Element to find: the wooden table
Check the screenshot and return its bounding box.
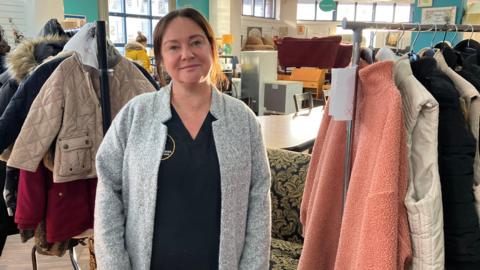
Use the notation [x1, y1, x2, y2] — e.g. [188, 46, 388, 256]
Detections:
[257, 106, 324, 152]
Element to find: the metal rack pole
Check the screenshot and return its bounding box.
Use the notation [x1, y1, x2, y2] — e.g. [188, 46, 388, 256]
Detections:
[342, 22, 362, 212]
[96, 21, 111, 134]
[342, 20, 480, 33]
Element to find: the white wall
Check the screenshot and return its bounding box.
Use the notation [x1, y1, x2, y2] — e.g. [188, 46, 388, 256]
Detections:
[0, 0, 26, 47]
[24, 0, 64, 38]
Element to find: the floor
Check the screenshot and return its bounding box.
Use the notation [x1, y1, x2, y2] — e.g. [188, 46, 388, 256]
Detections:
[0, 235, 89, 270]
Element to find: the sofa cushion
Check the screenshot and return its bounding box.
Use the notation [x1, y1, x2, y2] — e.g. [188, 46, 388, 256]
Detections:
[243, 45, 275, 51]
[262, 36, 275, 46]
[270, 238, 303, 270]
[246, 36, 263, 45]
[267, 148, 310, 244]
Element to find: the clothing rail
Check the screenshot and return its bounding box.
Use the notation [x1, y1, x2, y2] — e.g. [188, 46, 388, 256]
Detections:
[340, 19, 480, 212]
[96, 20, 111, 134]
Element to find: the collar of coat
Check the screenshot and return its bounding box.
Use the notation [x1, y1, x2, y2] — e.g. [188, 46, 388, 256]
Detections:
[125, 41, 146, 51]
[157, 82, 225, 123]
[5, 35, 68, 83]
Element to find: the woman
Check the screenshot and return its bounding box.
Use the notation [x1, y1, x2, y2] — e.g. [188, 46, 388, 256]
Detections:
[125, 31, 153, 73]
[94, 8, 271, 270]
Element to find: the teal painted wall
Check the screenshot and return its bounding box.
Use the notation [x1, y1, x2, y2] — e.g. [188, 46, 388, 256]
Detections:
[411, 0, 466, 51]
[176, 0, 209, 19]
[64, 0, 99, 22]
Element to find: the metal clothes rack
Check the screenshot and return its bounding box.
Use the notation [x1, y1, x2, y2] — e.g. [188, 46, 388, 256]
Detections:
[96, 20, 112, 133]
[340, 19, 480, 210]
[30, 20, 110, 270]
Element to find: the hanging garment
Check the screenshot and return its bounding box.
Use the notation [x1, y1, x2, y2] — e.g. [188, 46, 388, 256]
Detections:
[394, 57, 445, 269]
[15, 163, 97, 243]
[299, 104, 346, 269]
[0, 34, 69, 161]
[3, 166, 18, 216]
[433, 52, 480, 224]
[454, 39, 480, 61]
[7, 52, 156, 183]
[0, 161, 18, 256]
[0, 55, 70, 154]
[299, 61, 412, 270]
[0, 52, 158, 155]
[0, 35, 10, 74]
[411, 57, 480, 269]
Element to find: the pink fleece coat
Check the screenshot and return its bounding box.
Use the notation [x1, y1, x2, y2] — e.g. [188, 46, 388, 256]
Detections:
[299, 61, 412, 270]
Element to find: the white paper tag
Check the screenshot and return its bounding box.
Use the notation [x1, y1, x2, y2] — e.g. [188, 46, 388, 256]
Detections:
[272, 84, 278, 90]
[328, 65, 357, 121]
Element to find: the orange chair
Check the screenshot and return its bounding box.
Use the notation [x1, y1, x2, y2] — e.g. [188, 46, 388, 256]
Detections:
[288, 67, 326, 103]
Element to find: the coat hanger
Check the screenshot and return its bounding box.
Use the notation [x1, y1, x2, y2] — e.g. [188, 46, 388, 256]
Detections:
[395, 24, 406, 55]
[369, 23, 378, 50]
[451, 24, 458, 45]
[434, 24, 452, 52]
[409, 23, 421, 62]
[468, 24, 475, 48]
[430, 24, 438, 49]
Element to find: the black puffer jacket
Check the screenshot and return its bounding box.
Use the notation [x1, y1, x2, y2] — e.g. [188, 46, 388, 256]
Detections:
[412, 57, 480, 269]
[0, 161, 18, 256]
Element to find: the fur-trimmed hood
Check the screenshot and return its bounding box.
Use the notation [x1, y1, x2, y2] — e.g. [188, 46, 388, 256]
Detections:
[6, 35, 68, 83]
[125, 41, 146, 51]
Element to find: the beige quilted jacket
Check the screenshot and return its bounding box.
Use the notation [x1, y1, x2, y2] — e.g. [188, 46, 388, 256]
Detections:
[7, 52, 156, 182]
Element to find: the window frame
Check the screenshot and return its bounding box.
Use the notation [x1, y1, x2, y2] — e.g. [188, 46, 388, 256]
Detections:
[242, 0, 277, 20]
[296, 1, 412, 23]
[109, 0, 167, 49]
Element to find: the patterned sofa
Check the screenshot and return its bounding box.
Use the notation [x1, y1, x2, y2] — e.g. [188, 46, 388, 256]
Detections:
[267, 148, 311, 270]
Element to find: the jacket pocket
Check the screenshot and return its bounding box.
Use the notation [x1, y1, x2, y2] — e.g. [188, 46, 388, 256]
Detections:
[58, 134, 92, 177]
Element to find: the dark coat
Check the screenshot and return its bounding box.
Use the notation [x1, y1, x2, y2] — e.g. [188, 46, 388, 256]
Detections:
[412, 57, 480, 268]
[0, 161, 18, 256]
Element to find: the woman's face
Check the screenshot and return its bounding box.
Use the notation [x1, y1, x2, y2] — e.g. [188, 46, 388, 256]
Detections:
[160, 17, 213, 86]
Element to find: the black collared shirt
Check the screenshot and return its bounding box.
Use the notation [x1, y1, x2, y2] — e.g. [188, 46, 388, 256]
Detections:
[150, 105, 221, 270]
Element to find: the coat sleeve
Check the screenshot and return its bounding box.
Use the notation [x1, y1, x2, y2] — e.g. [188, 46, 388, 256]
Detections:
[0, 80, 19, 152]
[6, 70, 65, 172]
[239, 114, 272, 270]
[139, 50, 152, 74]
[94, 105, 132, 270]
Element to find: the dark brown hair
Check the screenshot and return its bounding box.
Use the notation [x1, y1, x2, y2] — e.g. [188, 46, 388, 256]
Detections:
[153, 8, 226, 87]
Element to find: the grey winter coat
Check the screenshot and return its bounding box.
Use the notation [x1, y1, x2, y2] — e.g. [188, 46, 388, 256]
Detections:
[94, 83, 272, 270]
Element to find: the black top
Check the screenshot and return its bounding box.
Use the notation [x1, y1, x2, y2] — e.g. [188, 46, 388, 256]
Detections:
[412, 57, 480, 268]
[150, 106, 221, 270]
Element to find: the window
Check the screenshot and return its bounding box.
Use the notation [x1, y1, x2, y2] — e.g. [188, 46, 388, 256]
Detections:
[108, 0, 169, 51]
[394, 4, 411, 23]
[296, 1, 411, 23]
[242, 0, 276, 19]
[374, 3, 394, 22]
[297, 0, 316, 21]
[336, 3, 355, 22]
[356, 4, 373, 22]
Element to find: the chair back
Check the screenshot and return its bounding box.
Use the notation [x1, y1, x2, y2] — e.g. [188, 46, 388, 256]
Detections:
[293, 92, 314, 112]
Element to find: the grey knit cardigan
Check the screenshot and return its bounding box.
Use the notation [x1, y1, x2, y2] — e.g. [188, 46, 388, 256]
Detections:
[94, 83, 272, 270]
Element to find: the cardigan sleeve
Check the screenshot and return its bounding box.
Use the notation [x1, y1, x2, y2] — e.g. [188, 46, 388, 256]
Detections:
[239, 113, 272, 270]
[94, 104, 132, 270]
